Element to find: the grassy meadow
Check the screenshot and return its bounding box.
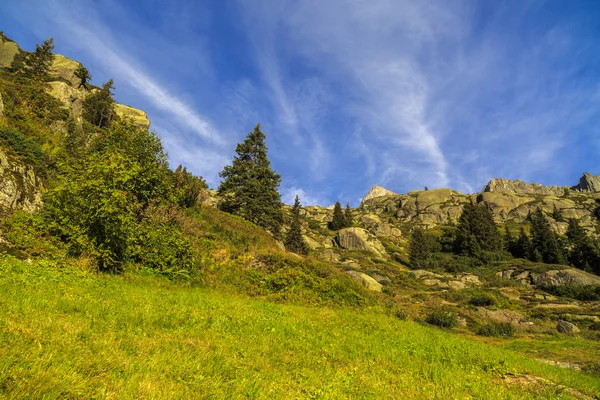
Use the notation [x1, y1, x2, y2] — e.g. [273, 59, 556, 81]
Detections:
[1, 257, 599, 399]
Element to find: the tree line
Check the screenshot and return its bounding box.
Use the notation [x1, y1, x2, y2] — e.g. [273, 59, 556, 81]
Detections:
[409, 203, 600, 275]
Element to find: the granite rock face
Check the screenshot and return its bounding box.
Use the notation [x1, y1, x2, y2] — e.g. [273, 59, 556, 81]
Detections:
[0, 148, 45, 213]
[362, 185, 397, 203]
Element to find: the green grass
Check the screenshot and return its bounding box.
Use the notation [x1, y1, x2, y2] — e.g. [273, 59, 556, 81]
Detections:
[1, 257, 599, 399]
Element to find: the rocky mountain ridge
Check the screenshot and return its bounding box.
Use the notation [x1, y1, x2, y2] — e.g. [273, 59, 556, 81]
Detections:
[0, 34, 150, 129]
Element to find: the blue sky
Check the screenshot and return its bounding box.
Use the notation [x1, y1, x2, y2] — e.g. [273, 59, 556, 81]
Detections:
[2, 0, 599, 206]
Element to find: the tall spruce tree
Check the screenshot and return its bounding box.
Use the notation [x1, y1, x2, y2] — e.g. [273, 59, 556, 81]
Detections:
[24, 38, 55, 78]
[409, 227, 430, 269]
[530, 209, 565, 264]
[514, 227, 532, 259]
[565, 218, 599, 272]
[285, 195, 309, 254]
[454, 203, 502, 258]
[343, 203, 353, 228]
[329, 201, 345, 230]
[218, 124, 283, 233]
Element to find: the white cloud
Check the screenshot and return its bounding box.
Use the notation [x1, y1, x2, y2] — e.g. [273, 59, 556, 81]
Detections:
[281, 187, 324, 206]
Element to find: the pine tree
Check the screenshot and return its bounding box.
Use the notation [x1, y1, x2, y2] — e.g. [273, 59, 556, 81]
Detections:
[504, 226, 516, 255]
[343, 203, 353, 228]
[454, 203, 502, 258]
[23, 38, 55, 78]
[83, 79, 116, 128]
[74, 63, 92, 89]
[329, 201, 345, 230]
[218, 124, 283, 233]
[530, 209, 565, 264]
[514, 227, 532, 259]
[565, 218, 599, 272]
[409, 227, 430, 269]
[285, 195, 308, 254]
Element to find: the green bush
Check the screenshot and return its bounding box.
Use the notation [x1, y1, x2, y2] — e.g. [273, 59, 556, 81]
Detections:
[427, 252, 481, 273]
[543, 285, 600, 301]
[394, 309, 408, 320]
[425, 309, 458, 328]
[0, 126, 44, 165]
[477, 322, 516, 337]
[468, 292, 497, 307]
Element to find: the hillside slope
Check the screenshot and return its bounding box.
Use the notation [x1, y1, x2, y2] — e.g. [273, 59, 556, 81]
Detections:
[1, 257, 599, 399]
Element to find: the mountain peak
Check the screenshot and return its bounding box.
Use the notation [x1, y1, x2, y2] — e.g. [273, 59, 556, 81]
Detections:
[362, 186, 397, 203]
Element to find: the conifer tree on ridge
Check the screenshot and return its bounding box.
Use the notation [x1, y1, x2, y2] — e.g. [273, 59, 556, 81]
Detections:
[218, 124, 283, 234]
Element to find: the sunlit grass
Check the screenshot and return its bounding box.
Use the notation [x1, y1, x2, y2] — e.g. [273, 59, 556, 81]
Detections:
[1, 257, 599, 399]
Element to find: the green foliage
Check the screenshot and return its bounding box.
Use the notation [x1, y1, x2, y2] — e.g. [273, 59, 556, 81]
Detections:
[513, 227, 532, 259]
[468, 292, 497, 307]
[44, 152, 139, 269]
[19, 38, 54, 78]
[83, 79, 116, 128]
[425, 309, 458, 328]
[1, 210, 64, 259]
[343, 203, 353, 228]
[543, 285, 600, 301]
[218, 124, 283, 234]
[172, 165, 207, 208]
[394, 309, 408, 320]
[477, 322, 516, 337]
[409, 227, 439, 269]
[284, 195, 308, 255]
[0, 126, 44, 166]
[329, 201, 345, 230]
[454, 203, 502, 258]
[565, 218, 600, 274]
[131, 204, 196, 276]
[529, 209, 566, 265]
[73, 63, 91, 88]
[425, 252, 481, 273]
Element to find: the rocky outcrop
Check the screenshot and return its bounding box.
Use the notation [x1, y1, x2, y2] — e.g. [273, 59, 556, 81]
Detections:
[0, 92, 4, 119]
[114, 104, 151, 130]
[345, 271, 383, 292]
[49, 54, 81, 87]
[574, 172, 600, 193]
[335, 227, 386, 256]
[483, 177, 567, 195]
[497, 267, 600, 287]
[46, 81, 86, 124]
[362, 185, 397, 203]
[0, 37, 20, 69]
[0, 148, 45, 213]
[45, 82, 150, 129]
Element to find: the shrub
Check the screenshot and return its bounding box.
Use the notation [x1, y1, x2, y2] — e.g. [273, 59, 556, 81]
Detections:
[394, 309, 408, 321]
[477, 322, 516, 337]
[425, 309, 458, 328]
[543, 285, 600, 301]
[468, 292, 497, 307]
[0, 126, 44, 166]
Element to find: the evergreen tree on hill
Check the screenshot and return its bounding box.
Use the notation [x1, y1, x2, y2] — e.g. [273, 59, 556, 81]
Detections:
[218, 124, 283, 234]
[83, 79, 116, 128]
[343, 203, 353, 228]
[285, 195, 309, 255]
[565, 218, 599, 273]
[529, 209, 565, 264]
[409, 227, 430, 269]
[74, 63, 92, 89]
[22, 38, 55, 78]
[454, 203, 502, 258]
[514, 227, 532, 259]
[329, 201, 345, 230]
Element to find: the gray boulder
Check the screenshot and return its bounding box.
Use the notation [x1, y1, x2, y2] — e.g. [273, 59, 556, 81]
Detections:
[345, 271, 383, 292]
[335, 227, 386, 256]
[556, 320, 580, 334]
